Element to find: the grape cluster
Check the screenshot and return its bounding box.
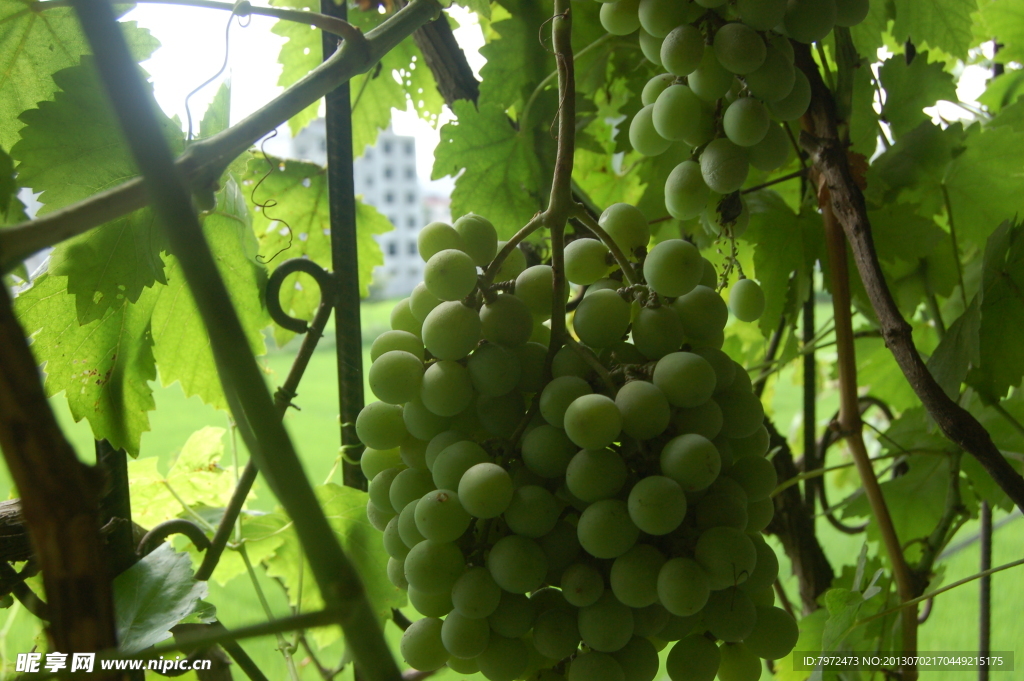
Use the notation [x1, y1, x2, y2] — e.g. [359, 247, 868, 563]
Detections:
[601, 0, 868, 236]
[357, 207, 788, 681]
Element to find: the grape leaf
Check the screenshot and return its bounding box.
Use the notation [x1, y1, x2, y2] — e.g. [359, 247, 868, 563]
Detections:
[432, 100, 545, 239]
[269, 5, 322, 136]
[453, 0, 490, 18]
[478, 6, 548, 110]
[926, 295, 981, 400]
[0, 3, 159, 151]
[198, 81, 231, 139]
[15, 272, 157, 456]
[879, 53, 958, 138]
[979, 70, 1024, 113]
[867, 121, 965, 211]
[849, 0, 891, 59]
[113, 544, 208, 654]
[990, 99, 1024, 132]
[977, 0, 1024, 65]
[892, 0, 979, 59]
[849, 60, 878, 156]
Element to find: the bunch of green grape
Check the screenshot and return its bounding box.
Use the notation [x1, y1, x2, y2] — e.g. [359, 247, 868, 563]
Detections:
[357, 208, 787, 681]
[600, 0, 868, 236]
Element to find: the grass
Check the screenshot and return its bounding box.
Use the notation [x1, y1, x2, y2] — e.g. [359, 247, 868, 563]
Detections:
[0, 296, 1021, 680]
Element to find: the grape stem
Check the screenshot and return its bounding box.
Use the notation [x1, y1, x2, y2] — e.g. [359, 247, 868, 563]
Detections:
[564, 335, 616, 393]
[569, 206, 639, 286]
[481, 213, 544, 286]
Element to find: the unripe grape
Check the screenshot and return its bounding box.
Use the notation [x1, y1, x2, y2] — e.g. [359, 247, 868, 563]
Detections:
[705, 195, 750, 238]
[488, 591, 536, 638]
[565, 238, 611, 285]
[566, 447, 628, 502]
[418, 221, 465, 262]
[441, 610, 490, 659]
[415, 489, 471, 542]
[657, 557, 710, 616]
[369, 350, 423, 404]
[784, 0, 837, 43]
[641, 73, 675, 106]
[421, 360, 474, 417]
[454, 212, 497, 267]
[476, 635, 529, 681]
[405, 540, 465, 594]
[562, 563, 606, 607]
[600, 0, 641, 35]
[493, 240, 527, 282]
[370, 329, 424, 362]
[425, 431, 463, 471]
[717, 642, 761, 681]
[739, 535, 780, 593]
[632, 603, 671, 638]
[672, 285, 728, 343]
[729, 278, 765, 322]
[689, 46, 736, 102]
[684, 102, 717, 147]
[628, 475, 687, 535]
[745, 45, 796, 102]
[514, 342, 548, 393]
[515, 265, 555, 317]
[666, 635, 720, 681]
[360, 446, 402, 481]
[384, 516, 409, 560]
[639, 29, 664, 66]
[409, 281, 442, 322]
[639, 0, 693, 37]
[629, 105, 672, 157]
[705, 587, 757, 642]
[660, 24, 704, 77]
[538, 519, 582, 575]
[391, 297, 422, 336]
[700, 256, 718, 288]
[694, 526, 757, 590]
[578, 592, 635, 652]
[769, 67, 811, 120]
[749, 121, 791, 172]
[553, 344, 591, 379]
[533, 607, 582, 660]
[452, 567, 502, 619]
[653, 84, 702, 142]
[424, 248, 478, 302]
[540, 375, 592, 428]
[401, 436, 430, 471]
[632, 304, 685, 360]
[578, 499, 640, 559]
[665, 160, 710, 220]
[731, 424, 770, 458]
[481, 293, 533, 347]
[653, 351, 717, 407]
[458, 462, 513, 518]
[835, 0, 870, 27]
[610, 544, 666, 608]
[399, 501, 426, 547]
[357, 402, 408, 450]
[694, 0, 726, 6]
[573, 289, 631, 348]
[569, 652, 625, 681]
[743, 605, 799, 659]
[615, 380, 671, 440]
[390, 467, 434, 514]
[488, 534, 548, 594]
[726, 453, 778, 500]
[408, 587, 454, 617]
[736, 0, 787, 30]
[522, 425, 577, 478]
[660, 433, 721, 491]
[422, 300, 481, 360]
[700, 138, 750, 194]
[599, 203, 650, 256]
[504, 485, 560, 538]
[400, 617, 448, 671]
[673, 400, 724, 440]
[467, 343, 521, 397]
[713, 23, 766, 74]
[564, 394, 623, 450]
[717, 389, 765, 439]
[644, 239, 703, 297]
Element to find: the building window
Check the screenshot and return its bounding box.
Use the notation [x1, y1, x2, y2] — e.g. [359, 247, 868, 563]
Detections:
[388, 215, 398, 225]
[365, 176, 373, 187]
[387, 242, 397, 255]
[408, 241, 417, 255]
[384, 166, 394, 179]
[406, 193, 416, 204]
[365, 149, 373, 160]
[405, 167, 415, 180]
[409, 268, 419, 278]
[407, 216, 417, 229]
[384, 142, 393, 154]
[385, 192, 395, 204]
[404, 142, 414, 156]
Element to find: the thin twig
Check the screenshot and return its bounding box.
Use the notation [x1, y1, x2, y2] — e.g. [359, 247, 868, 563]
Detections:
[940, 184, 969, 309]
[481, 214, 544, 286]
[564, 335, 615, 393]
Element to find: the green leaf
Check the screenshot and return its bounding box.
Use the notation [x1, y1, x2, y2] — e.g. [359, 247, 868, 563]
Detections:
[0, 146, 14, 216]
[198, 82, 231, 139]
[854, 332, 926, 412]
[15, 273, 157, 456]
[453, 0, 490, 18]
[867, 121, 965, 211]
[849, 59, 879, 156]
[819, 588, 865, 652]
[879, 53, 958, 138]
[926, 295, 981, 399]
[979, 70, 1024, 113]
[150, 178, 269, 409]
[977, 0, 1024, 65]
[990, 99, 1024, 132]
[892, 0, 979, 59]
[113, 543, 208, 654]
[849, 0, 891, 58]
[0, 3, 159, 151]
[269, 0, 321, 136]
[432, 100, 545, 239]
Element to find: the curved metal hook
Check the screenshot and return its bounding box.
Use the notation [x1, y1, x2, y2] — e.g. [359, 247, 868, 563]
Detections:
[137, 519, 212, 556]
[265, 258, 335, 334]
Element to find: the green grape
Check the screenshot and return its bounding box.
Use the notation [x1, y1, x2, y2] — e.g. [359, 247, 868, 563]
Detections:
[628, 475, 687, 535]
[695, 489, 748, 531]
[730, 360, 754, 393]
[613, 637, 659, 681]
[639, 29, 664, 66]
[692, 347, 736, 392]
[704, 194, 750, 238]
[441, 610, 490, 659]
[400, 436, 429, 471]
[360, 447, 402, 480]
[539, 520, 583, 575]
[704, 587, 756, 641]
[633, 603, 671, 637]
[564, 394, 623, 450]
[632, 305, 685, 360]
[371, 329, 425, 362]
[391, 297, 422, 337]
[629, 105, 672, 157]
[713, 434, 735, 470]
[743, 606, 798, 659]
[717, 388, 765, 439]
[749, 121, 791, 172]
[477, 392, 526, 438]
[689, 46, 736, 102]
[694, 526, 757, 590]
[666, 635, 720, 681]
[530, 589, 565, 617]
[405, 540, 465, 594]
[673, 400, 723, 440]
[738, 534, 779, 592]
[578, 592, 635, 652]
[447, 656, 480, 674]
[746, 585, 775, 608]
[700, 138, 750, 194]
[481, 294, 534, 347]
[515, 265, 555, 317]
[672, 285, 728, 344]
[384, 516, 409, 560]
[699, 257, 718, 288]
[566, 238, 611, 286]
[713, 23, 766, 74]
[639, 0, 692, 37]
[745, 46, 796, 102]
[569, 652, 625, 681]
[574, 289, 632, 349]
[533, 607, 582, 660]
[418, 221, 466, 262]
[458, 462, 514, 518]
[644, 239, 703, 297]
[657, 613, 703, 641]
[414, 489, 471, 542]
[717, 642, 762, 681]
[424, 249, 479, 302]
[400, 617, 448, 671]
[736, 0, 786, 30]
[357, 402, 409, 451]
[615, 380, 671, 441]
[422, 300, 482, 361]
[450, 566, 502, 620]
[477, 636, 529, 681]
[729, 279, 765, 323]
[695, 0, 726, 5]
[487, 534, 548, 594]
[467, 344, 521, 397]
[769, 68, 811, 120]
[653, 84, 702, 142]
[493, 240, 528, 282]
[409, 587, 454, 618]
[540, 376, 592, 428]
[657, 557, 711, 616]
[665, 160, 710, 221]
[433, 441, 489, 490]
[653, 352, 717, 407]
[454, 213, 498, 267]
[745, 497, 775, 532]
[553, 345, 592, 379]
[599, 203, 650, 257]
[369, 350, 423, 405]
[522, 425, 578, 478]
[421, 360, 475, 417]
[726, 454, 777, 500]
[578, 499, 640, 559]
[610, 544, 666, 607]
[450, 402, 485, 440]
[553, 450, 619, 503]
[661, 24, 704, 77]
[390, 468, 435, 514]
[504, 485, 560, 538]
[601, 340, 647, 366]
[515, 342, 548, 393]
[531, 318, 551, 345]
[404, 399, 450, 442]
[766, 29, 795, 61]
[488, 591, 536, 638]
[784, 0, 837, 43]
[425, 431, 464, 471]
[835, 0, 869, 27]
[561, 563, 606, 607]
[723, 97, 770, 147]
[660, 433, 721, 491]
[410, 281, 442, 322]
[642, 74, 675, 106]
[599, 0, 641, 35]
[399, 502, 427, 548]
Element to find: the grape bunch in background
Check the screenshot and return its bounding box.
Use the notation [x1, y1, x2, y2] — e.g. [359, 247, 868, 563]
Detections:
[604, 0, 868, 235]
[356, 204, 787, 681]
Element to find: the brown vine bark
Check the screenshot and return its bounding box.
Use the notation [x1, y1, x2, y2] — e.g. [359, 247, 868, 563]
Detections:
[395, 0, 480, 104]
[794, 42, 1024, 512]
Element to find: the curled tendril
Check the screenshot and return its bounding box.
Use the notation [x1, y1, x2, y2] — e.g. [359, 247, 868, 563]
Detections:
[252, 130, 294, 264]
[184, 4, 251, 142]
